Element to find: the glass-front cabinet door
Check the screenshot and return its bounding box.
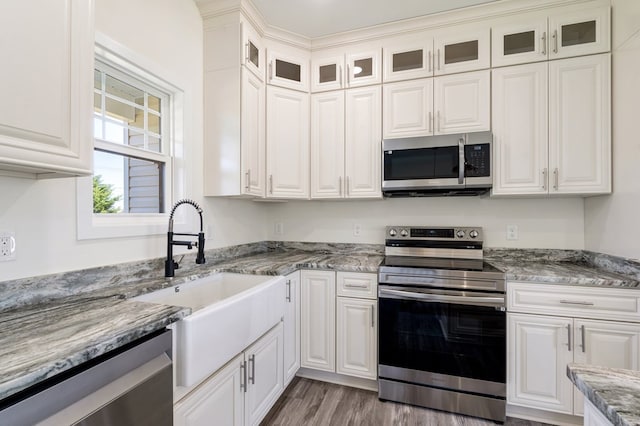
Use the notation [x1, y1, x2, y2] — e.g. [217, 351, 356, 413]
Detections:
[345, 46, 381, 88]
[548, 6, 610, 59]
[241, 21, 264, 81]
[491, 16, 548, 67]
[383, 33, 432, 82]
[311, 54, 344, 93]
[266, 44, 310, 92]
[433, 25, 490, 76]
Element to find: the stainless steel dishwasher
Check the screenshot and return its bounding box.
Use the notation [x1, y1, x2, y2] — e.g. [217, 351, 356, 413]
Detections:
[1, 329, 173, 425]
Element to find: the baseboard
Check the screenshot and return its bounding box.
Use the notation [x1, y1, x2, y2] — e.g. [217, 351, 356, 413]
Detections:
[296, 368, 378, 392]
[507, 404, 582, 425]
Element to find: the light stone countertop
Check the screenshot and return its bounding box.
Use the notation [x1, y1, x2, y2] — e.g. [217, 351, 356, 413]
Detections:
[568, 363, 640, 426]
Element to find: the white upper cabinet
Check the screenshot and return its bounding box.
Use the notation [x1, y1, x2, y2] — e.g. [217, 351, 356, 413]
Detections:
[492, 62, 549, 195]
[311, 91, 345, 198]
[433, 25, 490, 76]
[383, 33, 433, 82]
[433, 70, 490, 135]
[492, 6, 610, 67]
[241, 19, 264, 81]
[492, 15, 549, 67]
[241, 70, 266, 197]
[549, 54, 610, 195]
[0, 0, 94, 178]
[548, 6, 610, 59]
[266, 86, 310, 199]
[345, 46, 382, 88]
[345, 86, 382, 198]
[267, 42, 310, 92]
[383, 78, 434, 139]
[311, 53, 345, 93]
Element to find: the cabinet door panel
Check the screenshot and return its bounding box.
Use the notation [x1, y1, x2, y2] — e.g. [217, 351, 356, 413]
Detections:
[245, 323, 284, 426]
[492, 63, 548, 195]
[508, 313, 573, 414]
[0, 0, 93, 176]
[345, 86, 382, 198]
[311, 55, 344, 92]
[491, 16, 548, 67]
[383, 78, 433, 139]
[434, 26, 490, 75]
[549, 7, 610, 59]
[174, 354, 244, 426]
[549, 54, 610, 194]
[267, 48, 309, 92]
[345, 49, 381, 87]
[311, 92, 345, 199]
[336, 298, 377, 379]
[266, 86, 310, 198]
[434, 70, 490, 135]
[301, 271, 336, 372]
[241, 20, 264, 81]
[283, 271, 301, 386]
[241, 70, 265, 196]
[572, 319, 640, 416]
[383, 36, 433, 82]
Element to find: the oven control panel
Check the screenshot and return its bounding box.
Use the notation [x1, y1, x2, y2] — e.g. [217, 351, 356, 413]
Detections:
[386, 226, 482, 242]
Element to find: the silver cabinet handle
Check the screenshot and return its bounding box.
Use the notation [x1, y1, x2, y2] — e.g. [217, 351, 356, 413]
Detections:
[240, 360, 247, 392]
[553, 168, 559, 190]
[345, 282, 369, 289]
[269, 60, 273, 81]
[339, 65, 343, 88]
[245, 170, 250, 190]
[286, 279, 291, 302]
[542, 168, 547, 191]
[567, 324, 572, 351]
[249, 354, 255, 384]
[428, 50, 432, 72]
[437, 48, 441, 71]
[560, 300, 595, 306]
[580, 324, 586, 353]
[339, 176, 343, 196]
[428, 111, 432, 133]
[346, 64, 351, 86]
[245, 43, 249, 63]
[552, 30, 558, 54]
[437, 111, 441, 133]
[269, 174, 273, 194]
[346, 176, 350, 196]
[371, 305, 375, 328]
[541, 32, 547, 55]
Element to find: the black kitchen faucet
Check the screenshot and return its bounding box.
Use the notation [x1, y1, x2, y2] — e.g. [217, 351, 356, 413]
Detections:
[165, 199, 206, 277]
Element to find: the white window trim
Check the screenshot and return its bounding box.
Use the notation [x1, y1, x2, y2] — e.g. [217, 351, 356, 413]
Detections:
[77, 33, 188, 240]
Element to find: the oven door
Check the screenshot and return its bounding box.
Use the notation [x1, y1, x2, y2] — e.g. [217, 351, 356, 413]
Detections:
[378, 285, 506, 397]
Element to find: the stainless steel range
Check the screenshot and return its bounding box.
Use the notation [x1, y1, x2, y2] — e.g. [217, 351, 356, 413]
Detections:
[377, 226, 507, 423]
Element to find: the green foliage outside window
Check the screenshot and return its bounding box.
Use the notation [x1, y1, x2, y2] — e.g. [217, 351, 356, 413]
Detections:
[93, 175, 122, 213]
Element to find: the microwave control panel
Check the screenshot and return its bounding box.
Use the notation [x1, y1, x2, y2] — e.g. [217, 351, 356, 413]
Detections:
[464, 144, 490, 177]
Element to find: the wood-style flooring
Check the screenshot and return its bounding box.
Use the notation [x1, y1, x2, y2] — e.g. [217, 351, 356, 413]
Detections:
[261, 378, 552, 426]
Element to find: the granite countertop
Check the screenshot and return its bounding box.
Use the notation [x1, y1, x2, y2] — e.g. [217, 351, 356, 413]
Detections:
[1, 242, 639, 406]
[567, 363, 640, 426]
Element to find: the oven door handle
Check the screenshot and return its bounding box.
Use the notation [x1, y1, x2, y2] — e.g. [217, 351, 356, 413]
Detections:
[379, 288, 505, 308]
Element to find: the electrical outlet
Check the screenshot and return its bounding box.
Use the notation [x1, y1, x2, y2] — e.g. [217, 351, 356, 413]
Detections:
[353, 223, 362, 237]
[0, 232, 16, 261]
[274, 222, 284, 236]
[506, 225, 518, 241]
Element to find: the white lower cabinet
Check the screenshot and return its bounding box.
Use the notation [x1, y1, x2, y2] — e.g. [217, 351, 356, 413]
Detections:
[301, 270, 378, 380]
[174, 323, 284, 426]
[508, 282, 640, 418]
[583, 399, 612, 426]
[283, 271, 301, 386]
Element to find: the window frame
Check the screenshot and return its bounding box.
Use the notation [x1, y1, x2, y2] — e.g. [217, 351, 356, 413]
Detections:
[77, 34, 186, 240]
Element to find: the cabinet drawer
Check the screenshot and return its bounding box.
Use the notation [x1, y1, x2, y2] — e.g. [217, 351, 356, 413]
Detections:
[508, 282, 640, 322]
[337, 272, 377, 299]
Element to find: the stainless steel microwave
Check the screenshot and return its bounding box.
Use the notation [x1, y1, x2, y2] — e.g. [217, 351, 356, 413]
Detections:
[382, 131, 492, 197]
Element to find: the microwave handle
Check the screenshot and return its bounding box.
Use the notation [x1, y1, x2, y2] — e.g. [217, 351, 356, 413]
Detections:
[458, 137, 465, 184]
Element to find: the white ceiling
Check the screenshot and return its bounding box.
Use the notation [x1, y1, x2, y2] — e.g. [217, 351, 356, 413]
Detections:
[249, 0, 499, 38]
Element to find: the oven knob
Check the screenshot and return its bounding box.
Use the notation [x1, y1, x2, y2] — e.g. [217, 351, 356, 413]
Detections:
[469, 230, 479, 239]
[456, 230, 466, 238]
[389, 228, 397, 237]
[400, 229, 409, 237]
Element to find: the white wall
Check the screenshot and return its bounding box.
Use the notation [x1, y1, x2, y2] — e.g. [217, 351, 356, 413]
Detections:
[0, 0, 269, 281]
[266, 197, 585, 249]
[585, 0, 640, 260]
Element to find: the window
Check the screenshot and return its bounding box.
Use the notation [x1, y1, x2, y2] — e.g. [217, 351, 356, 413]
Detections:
[77, 37, 185, 240]
[93, 62, 170, 214]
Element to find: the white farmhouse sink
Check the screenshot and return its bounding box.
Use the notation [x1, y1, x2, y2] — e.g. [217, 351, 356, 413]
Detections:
[134, 273, 285, 387]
